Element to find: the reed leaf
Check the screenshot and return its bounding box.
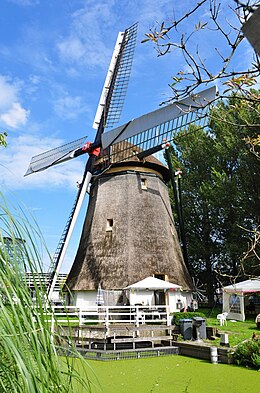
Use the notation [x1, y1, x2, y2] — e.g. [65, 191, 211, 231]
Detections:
[0, 192, 97, 392]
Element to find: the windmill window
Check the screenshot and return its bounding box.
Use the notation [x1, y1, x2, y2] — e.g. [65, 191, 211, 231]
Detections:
[141, 178, 148, 190]
[106, 219, 114, 231]
[154, 274, 167, 281]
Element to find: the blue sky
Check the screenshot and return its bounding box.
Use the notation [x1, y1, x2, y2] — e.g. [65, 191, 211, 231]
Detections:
[0, 0, 255, 272]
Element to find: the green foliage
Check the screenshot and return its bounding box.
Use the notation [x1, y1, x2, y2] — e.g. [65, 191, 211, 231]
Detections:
[0, 193, 93, 392]
[252, 352, 260, 369]
[0, 131, 7, 147]
[234, 339, 260, 370]
[172, 311, 206, 325]
[168, 90, 260, 301]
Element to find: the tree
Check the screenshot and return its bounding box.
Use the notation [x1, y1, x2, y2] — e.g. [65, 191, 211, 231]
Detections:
[143, 0, 260, 301]
[168, 91, 260, 303]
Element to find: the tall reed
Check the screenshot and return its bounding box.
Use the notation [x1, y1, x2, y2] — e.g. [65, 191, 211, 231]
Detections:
[0, 193, 97, 392]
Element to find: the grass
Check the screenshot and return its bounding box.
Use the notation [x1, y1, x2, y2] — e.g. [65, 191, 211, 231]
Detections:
[71, 355, 260, 393]
[206, 316, 257, 347]
[198, 307, 259, 347]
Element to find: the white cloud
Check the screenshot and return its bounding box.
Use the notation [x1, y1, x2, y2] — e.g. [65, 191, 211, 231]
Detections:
[8, 0, 39, 6]
[26, 74, 41, 95]
[56, 2, 117, 68]
[0, 75, 30, 129]
[57, 37, 86, 63]
[0, 134, 85, 191]
[55, 0, 180, 74]
[53, 94, 85, 120]
[0, 75, 19, 109]
[0, 102, 30, 128]
[135, 0, 175, 28]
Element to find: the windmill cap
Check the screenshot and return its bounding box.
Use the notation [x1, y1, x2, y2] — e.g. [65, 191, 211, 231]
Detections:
[112, 155, 170, 182]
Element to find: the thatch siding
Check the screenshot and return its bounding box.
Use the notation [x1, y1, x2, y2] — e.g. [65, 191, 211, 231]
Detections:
[66, 160, 193, 292]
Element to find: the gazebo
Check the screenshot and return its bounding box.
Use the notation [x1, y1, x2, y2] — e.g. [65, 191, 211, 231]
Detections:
[124, 276, 192, 313]
[222, 279, 260, 321]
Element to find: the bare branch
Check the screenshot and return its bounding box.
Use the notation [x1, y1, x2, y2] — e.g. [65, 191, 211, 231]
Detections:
[143, 0, 260, 101]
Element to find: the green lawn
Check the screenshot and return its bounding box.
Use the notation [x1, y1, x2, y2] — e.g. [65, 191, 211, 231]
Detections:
[199, 307, 258, 346]
[206, 317, 257, 346]
[72, 355, 260, 393]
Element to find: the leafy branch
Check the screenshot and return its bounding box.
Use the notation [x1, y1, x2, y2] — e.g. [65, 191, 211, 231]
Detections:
[0, 131, 7, 147]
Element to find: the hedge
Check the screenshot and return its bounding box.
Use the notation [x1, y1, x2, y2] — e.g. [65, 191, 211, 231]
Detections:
[171, 311, 206, 325]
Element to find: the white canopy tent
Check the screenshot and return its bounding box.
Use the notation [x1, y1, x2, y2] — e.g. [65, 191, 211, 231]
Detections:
[223, 279, 260, 321]
[124, 276, 192, 312]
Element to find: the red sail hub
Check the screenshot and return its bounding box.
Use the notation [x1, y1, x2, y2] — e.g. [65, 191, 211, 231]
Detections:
[82, 142, 101, 157]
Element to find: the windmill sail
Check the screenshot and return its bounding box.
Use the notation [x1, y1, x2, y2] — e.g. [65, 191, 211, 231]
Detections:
[25, 23, 138, 178]
[102, 86, 216, 149]
[26, 86, 216, 178]
[99, 86, 217, 168]
[24, 136, 88, 176]
[45, 24, 138, 300]
[46, 193, 79, 294]
[93, 22, 138, 130]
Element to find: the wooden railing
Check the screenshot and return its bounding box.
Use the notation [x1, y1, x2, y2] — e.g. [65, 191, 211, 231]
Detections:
[46, 305, 172, 332]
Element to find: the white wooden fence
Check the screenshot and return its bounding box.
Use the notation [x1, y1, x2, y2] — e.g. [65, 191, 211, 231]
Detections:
[46, 304, 172, 332]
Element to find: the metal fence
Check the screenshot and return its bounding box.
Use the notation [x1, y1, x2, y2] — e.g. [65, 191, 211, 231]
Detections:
[58, 345, 179, 361]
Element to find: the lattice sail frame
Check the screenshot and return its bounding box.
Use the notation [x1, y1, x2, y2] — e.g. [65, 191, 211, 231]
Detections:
[25, 136, 88, 176]
[93, 22, 138, 130]
[25, 24, 138, 177]
[105, 22, 138, 128]
[99, 86, 217, 169]
[25, 87, 216, 176]
[99, 106, 208, 168]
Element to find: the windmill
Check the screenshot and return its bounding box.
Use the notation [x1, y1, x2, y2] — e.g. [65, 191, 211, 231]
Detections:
[25, 22, 217, 306]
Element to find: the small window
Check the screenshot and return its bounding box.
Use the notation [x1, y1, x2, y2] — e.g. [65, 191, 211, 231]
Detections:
[106, 218, 113, 231]
[141, 178, 148, 190]
[154, 274, 166, 281]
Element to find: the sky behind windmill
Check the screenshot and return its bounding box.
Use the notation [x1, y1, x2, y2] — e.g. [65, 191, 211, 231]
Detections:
[0, 0, 255, 272]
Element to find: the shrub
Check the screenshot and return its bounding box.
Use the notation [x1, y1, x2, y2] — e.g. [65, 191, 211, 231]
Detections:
[233, 338, 260, 370]
[252, 353, 260, 369]
[171, 311, 206, 325]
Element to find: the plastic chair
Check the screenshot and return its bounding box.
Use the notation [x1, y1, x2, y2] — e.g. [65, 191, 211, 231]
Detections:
[217, 312, 228, 326]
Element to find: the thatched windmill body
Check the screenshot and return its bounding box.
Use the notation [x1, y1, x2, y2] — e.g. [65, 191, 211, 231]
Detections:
[25, 23, 216, 308]
[66, 152, 193, 306]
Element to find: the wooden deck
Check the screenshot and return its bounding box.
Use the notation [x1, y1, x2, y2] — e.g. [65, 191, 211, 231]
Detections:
[58, 323, 180, 351]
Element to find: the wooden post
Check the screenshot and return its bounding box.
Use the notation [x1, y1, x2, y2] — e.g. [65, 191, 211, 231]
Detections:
[166, 305, 171, 326]
[105, 307, 109, 329]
